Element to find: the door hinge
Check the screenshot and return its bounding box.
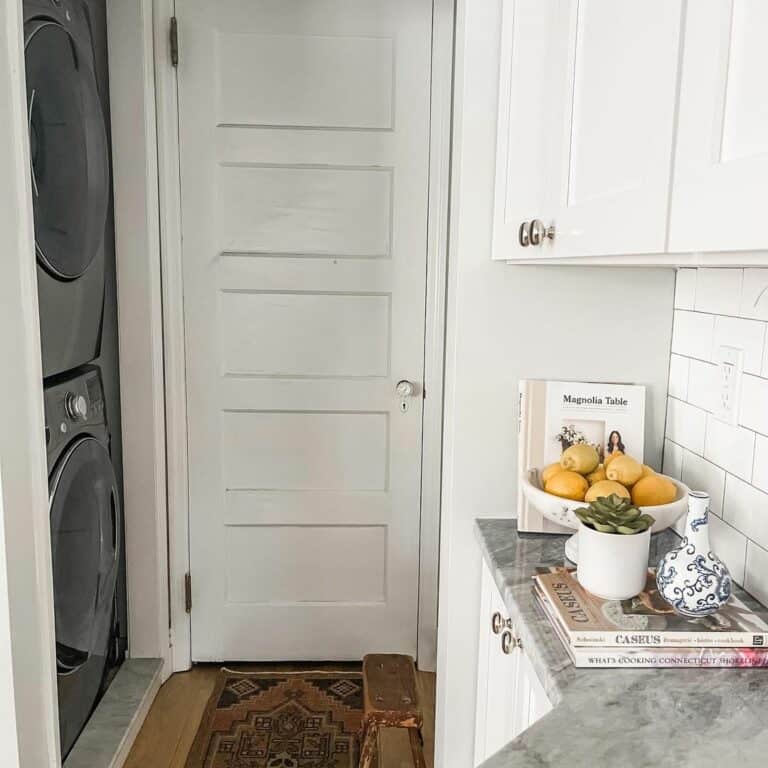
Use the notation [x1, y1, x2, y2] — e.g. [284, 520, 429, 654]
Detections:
[184, 572, 192, 613]
[170, 16, 179, 68]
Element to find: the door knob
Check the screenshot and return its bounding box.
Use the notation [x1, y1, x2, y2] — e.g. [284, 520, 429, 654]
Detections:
[396, 380, 415, 398]
[492, 611, 511, 635]
[529, 219, 555, 246]
[518, 221, 531, 247]
[501, 630, 521, 654]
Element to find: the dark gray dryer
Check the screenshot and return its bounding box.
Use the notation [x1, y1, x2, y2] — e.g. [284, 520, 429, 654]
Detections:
[45, 368, 120, 758]
[24, 0, 109, 377]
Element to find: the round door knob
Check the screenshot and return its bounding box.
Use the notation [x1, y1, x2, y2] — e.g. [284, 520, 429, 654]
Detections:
[518, 221, 531, 247]
[65, 393, 88, 421]
[501, 630, 521, 654]
[396, 380, 415, 398]
[529, 219, 555, 246]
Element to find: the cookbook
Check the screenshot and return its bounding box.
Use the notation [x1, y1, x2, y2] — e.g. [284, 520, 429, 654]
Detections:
[534, 567, 768, 648]
[517, 379, 646, 533]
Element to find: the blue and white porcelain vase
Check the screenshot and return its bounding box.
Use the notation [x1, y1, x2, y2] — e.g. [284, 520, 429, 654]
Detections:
[656, 491, 732, 616]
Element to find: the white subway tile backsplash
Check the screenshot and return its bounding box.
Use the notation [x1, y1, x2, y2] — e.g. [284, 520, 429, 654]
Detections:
[681, 449, 725, 516]
[708, 515, 747, 585]
[723, 475, 768, 551]
[745, 542, 768, 607]
[671, 310, 714, 361]
[687, 359, 718, 413]
[704, 416, 755, 481]
[667, 354, 689, 401]
[674, 268, 697, 310]
[695, 268, 742, 316]
[712, 315, 766, 375]
[741, 269, 768, 320]
[662, 439, 683, 480]
[666, 268, 768, 595]
[740, 374, 768, 436]
[754, 436, 768, 493]
[666, 397, 706, 454]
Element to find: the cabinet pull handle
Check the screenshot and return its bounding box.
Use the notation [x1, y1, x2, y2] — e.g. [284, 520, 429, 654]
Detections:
[501, 630, 522, 654]
[529, 219, 556, 246]
[491, 612, 507, 634]
[518, 221, 531, 247]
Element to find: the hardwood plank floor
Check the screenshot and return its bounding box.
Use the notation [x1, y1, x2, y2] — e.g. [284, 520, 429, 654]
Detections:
[124, 664, 436, 768]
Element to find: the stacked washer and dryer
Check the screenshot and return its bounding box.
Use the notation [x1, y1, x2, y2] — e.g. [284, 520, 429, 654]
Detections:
[24, 0, 127, 758]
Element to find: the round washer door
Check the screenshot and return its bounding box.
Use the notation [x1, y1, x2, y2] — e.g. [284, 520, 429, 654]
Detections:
[49, 436, 119, 675]
[25, 18, 109, 280]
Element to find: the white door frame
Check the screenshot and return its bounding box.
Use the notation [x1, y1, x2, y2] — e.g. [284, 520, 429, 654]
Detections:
[155, 0, 455, 672]
[0, 2, 61, 763]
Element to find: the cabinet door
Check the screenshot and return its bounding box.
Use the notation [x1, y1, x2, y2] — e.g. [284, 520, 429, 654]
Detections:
[548, 0, 683, 258]
[492, 0, 560, 261]
[669, 0, 768, 252]
[475, 562, 520, 765]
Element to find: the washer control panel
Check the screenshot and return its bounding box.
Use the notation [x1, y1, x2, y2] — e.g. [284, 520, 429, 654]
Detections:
[44, 368, 105, 454]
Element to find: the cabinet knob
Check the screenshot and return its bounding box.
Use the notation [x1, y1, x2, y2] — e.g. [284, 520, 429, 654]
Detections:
[518, 221, 531, 247]
[529, 219, 556, 245]
[501, 630, 521, 654]
[491, 611, 511, 635]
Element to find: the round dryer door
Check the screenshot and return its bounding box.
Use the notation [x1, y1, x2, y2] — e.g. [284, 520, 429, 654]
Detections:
[24, 18, 109, 280]
[49, 436, 120, 675]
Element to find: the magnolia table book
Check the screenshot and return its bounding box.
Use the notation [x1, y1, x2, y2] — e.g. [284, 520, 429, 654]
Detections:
[517, 379, 646, 533]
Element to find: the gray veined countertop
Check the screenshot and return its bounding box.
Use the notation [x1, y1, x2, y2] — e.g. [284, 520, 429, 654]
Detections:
[475, 519, 768, 768]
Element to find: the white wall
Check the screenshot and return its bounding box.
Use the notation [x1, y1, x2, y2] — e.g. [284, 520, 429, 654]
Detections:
[435, 2, 676, 765]
[663, 268, 768, 604]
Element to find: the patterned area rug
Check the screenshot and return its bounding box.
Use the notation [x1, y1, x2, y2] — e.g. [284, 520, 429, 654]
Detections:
[185, 669, 364, 768]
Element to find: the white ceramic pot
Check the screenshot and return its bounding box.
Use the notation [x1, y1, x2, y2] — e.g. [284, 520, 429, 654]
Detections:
[576, 523, 650, 600]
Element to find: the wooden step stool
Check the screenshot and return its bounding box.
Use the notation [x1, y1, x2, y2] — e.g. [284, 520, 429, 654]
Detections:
[359, 654, 426, 768]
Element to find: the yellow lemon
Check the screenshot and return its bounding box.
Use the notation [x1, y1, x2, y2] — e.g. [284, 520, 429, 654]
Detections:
[541, 462, 565, 486]
[545, 471, 588, 501]
[559, 444, 599, 475]
[586, 465, 607, 485]
[640, 464, 656, 479]
[585, 480, 631, 502]
[606, 455, 644, 487]
[632, 475, 677, 506]
[604, 450, 624, 468]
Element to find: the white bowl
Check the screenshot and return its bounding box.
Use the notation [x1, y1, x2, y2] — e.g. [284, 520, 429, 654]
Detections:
[521, 468, 689, 534]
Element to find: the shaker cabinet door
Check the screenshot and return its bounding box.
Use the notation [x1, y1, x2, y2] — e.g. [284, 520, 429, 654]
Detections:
[491, 0, 561, 261]
[669, 0, 768, 253]
[475, 561, 521, 765]
[548, 0, 683, 258]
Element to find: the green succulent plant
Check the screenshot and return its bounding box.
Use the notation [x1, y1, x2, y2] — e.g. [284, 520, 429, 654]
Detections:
[575, 494, 655, 535]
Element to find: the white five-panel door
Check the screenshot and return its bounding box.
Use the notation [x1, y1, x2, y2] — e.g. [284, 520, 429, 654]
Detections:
[176, 0, 433, 661]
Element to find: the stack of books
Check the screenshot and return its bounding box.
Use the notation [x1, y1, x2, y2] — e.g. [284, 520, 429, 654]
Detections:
[534, 566, 768, 668]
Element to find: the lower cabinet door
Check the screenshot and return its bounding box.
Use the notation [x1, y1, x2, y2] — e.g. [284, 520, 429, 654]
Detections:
[475, 560, 554, 765]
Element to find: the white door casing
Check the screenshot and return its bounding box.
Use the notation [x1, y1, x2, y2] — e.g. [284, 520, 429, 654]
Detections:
[669, 0, 768, 253]
[176, 0, 433, 661]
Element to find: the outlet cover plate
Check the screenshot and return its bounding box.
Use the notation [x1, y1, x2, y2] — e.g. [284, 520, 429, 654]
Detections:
[714, 345, 743, 425]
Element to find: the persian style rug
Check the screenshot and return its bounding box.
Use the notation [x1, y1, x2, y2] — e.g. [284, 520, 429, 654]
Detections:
[185, 669, 364, 768]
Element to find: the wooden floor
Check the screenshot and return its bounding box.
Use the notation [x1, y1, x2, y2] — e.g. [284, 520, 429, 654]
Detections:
[124, 664, 436, 768]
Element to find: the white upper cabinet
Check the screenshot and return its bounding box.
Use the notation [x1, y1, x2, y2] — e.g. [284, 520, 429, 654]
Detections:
[669, 0, 768, 253]
[491, 0, 560, 261]
[547, 0, 683, 259]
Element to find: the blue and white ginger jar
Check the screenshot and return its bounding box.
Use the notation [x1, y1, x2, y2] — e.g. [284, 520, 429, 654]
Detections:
[656, 491, 732, 617]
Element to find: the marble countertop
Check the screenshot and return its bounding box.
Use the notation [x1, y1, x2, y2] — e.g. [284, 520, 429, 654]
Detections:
[475, 519, 768, 768]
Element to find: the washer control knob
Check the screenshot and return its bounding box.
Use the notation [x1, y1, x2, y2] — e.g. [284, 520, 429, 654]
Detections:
[65, 393, 88, 422]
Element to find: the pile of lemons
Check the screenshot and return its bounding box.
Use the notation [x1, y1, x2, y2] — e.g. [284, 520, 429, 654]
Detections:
[541, 444, 677, 506]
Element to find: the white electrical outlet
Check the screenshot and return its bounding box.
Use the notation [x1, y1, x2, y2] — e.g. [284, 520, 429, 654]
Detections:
[714, 345, 743, 425]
